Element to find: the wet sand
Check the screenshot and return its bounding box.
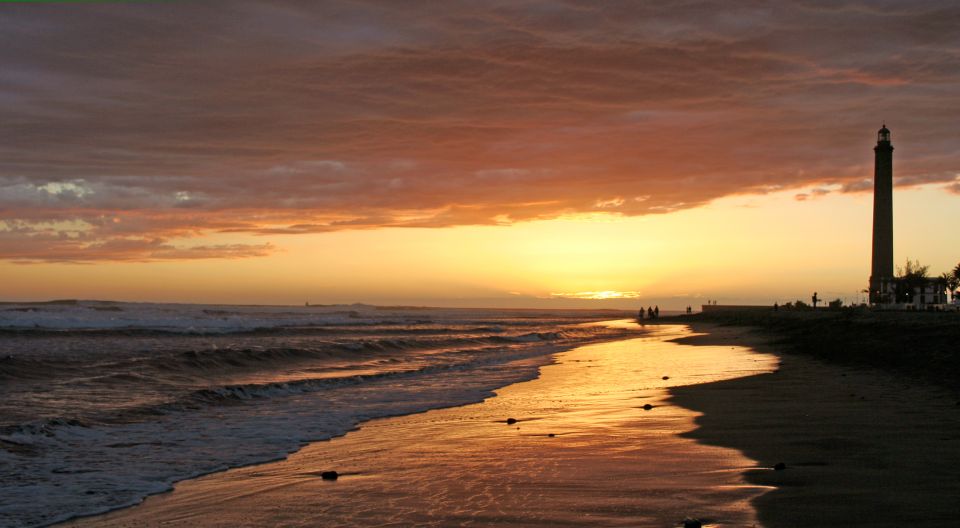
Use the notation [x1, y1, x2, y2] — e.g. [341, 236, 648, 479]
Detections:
[670, 323, 960, 527]
[62, 324, 778, 527]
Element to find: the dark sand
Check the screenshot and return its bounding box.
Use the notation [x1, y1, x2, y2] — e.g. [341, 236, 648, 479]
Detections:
[670, 323, 960, 527]
[677, 310, 960, 391]
[61, 324, 777, 527]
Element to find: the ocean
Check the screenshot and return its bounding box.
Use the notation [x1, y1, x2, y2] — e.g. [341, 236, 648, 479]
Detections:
[0, 301, 634, 527]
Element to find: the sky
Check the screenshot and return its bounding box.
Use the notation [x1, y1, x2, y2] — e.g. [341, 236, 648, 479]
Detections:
[1, 1, 959, 308]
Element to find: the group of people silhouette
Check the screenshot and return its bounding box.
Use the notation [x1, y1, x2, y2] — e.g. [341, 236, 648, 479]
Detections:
[637, 305, 659, 320]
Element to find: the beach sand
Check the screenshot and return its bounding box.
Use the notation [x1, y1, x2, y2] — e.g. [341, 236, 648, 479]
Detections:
[60, 322, 960, 527]
[61, 324, 777, 527]
[671, 323, 960, 527]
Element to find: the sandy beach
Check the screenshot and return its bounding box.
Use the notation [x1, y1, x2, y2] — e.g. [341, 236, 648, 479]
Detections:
[59, 321, 960, 527]
[671, 323, 960, 527]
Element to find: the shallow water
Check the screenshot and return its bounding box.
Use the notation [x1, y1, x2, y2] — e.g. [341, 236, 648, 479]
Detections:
[65, 324, 778, 527]
[0, 302, 632, 527]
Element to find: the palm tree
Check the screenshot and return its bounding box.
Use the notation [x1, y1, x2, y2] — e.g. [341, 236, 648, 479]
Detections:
[949, 262, 960, 303]
[939, 272, 955, 303]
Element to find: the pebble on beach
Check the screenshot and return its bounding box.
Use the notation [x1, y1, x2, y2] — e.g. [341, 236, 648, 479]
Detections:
[320, 471, 339, 480]
[547, 433, 555, 437]
[773, 462, 786, 471]
[662, 376, 670, 380]
[683, 518, 703, 528]
[642, 404, 654, 410]
[506, 418, 518, 425]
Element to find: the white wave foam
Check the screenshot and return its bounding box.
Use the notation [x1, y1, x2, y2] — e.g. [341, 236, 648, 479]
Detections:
[0, 302, 383, 333]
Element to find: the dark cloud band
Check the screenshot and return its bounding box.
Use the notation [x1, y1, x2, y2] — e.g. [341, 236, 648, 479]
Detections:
[2, 1, 958, 261]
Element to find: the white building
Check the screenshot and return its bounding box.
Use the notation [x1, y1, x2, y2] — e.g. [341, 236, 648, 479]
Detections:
[898, 278, 948, 310]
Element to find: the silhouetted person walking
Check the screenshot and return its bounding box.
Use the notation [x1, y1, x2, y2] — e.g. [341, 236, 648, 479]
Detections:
[654, 306, 659, 318]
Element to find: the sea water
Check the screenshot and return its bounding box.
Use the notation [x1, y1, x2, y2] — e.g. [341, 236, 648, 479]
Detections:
[0, 302, 633, 527]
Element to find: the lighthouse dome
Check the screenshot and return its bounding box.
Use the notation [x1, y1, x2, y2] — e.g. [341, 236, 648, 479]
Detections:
[877, 124, 891, 143]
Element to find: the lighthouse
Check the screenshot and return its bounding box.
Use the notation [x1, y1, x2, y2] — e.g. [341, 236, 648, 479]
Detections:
[869, 124, 894, 304]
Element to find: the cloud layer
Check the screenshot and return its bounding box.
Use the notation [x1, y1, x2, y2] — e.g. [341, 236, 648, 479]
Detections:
[2, 1, 959, 261]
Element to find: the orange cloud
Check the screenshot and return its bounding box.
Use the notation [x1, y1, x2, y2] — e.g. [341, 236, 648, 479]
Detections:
[2, 1, 959, 261]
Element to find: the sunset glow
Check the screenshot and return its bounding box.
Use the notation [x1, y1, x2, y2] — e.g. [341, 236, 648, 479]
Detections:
[4, 4, 960, 527]
[2, 2, 959, 308]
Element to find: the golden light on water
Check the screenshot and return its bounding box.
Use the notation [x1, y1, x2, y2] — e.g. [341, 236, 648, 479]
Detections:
[67, 324, 780, 527]
[551, 291, 643, 300]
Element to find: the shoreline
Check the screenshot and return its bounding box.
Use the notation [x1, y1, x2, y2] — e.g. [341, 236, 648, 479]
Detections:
[55, 320, 960, 527]
[60, 324, 777, 527]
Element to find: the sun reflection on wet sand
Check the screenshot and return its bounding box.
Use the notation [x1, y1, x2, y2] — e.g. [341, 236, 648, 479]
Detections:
[63, 323, 778, 527]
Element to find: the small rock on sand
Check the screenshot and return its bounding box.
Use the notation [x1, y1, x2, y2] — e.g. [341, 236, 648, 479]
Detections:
[547, 433, 555, 437]
[506, 418, 518, 425]
[662, 376, 670, 380]
[683, 519, 703, 528]
[320, 471, 339, 480]
[642, 404, 654, 410]
[773, 462, 786, 471]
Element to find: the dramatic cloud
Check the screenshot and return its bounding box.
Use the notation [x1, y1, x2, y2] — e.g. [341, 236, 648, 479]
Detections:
[2, 1, 959, 261]
[0, 218, 274, 263]
[947, 177, 960, 195]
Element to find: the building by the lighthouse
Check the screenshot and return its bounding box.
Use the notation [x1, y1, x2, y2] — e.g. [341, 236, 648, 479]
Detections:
[869, 124, 895, 304]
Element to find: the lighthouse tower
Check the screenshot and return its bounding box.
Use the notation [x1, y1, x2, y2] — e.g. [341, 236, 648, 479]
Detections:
[869, 124, 894, 304]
